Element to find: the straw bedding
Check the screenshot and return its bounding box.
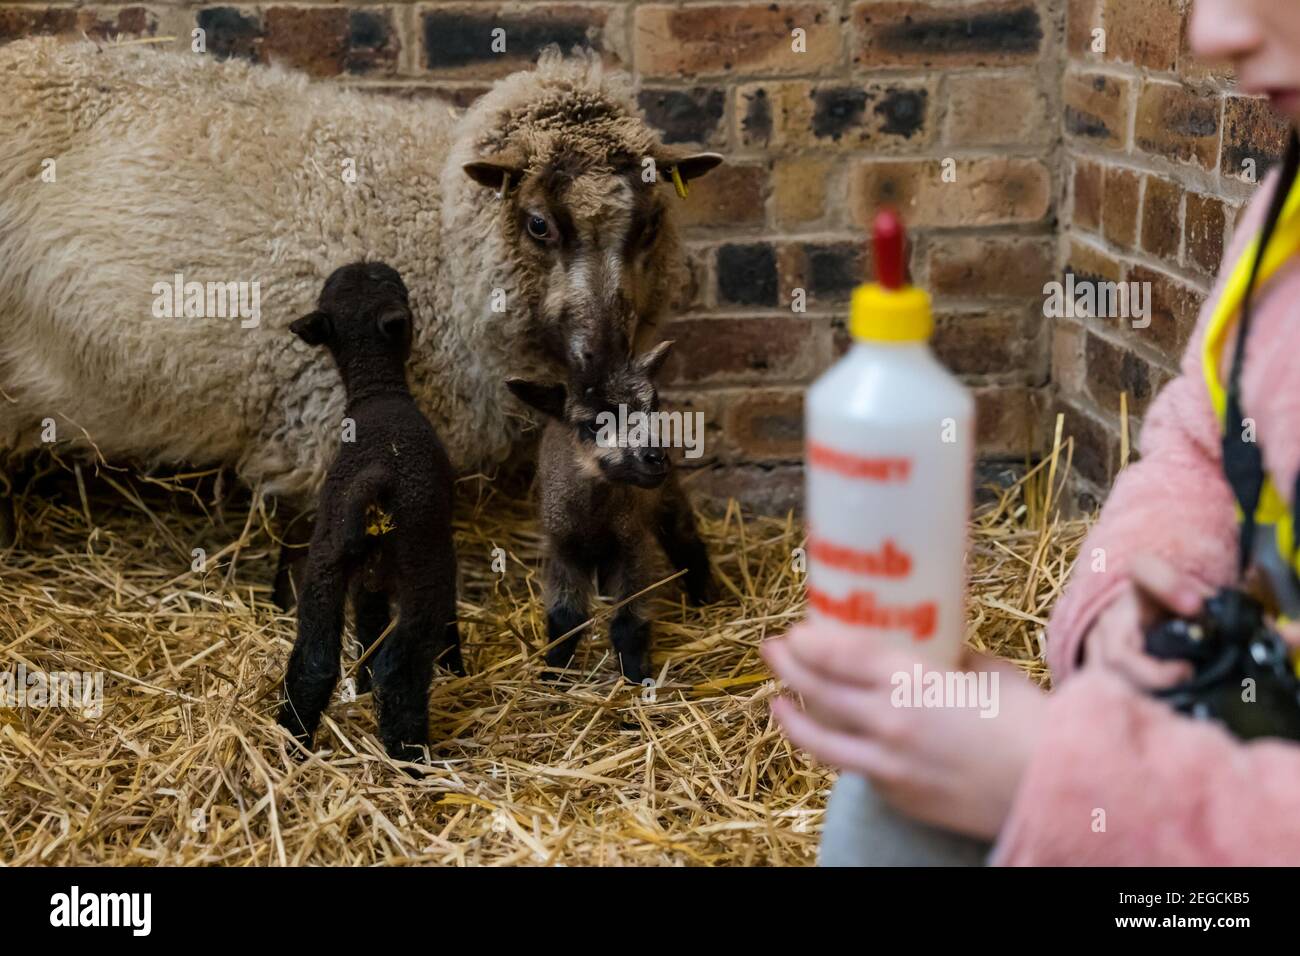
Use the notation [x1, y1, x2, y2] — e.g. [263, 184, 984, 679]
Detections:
[0, 440, 1087, 866]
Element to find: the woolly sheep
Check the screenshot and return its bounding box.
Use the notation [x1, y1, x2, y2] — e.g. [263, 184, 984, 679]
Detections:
[0, 38, 722, 532]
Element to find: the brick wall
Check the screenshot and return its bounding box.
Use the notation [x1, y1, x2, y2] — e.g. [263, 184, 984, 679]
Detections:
[4, 1, 1068, 513]
[1057, 0, 1290, 507]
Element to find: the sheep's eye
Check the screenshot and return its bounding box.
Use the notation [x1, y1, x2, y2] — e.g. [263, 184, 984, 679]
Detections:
[583, 422, 601, 441]
[526, 215, 552, 242]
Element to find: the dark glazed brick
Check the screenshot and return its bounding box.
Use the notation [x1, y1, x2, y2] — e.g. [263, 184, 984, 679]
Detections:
[806, 243, 864, 298]
[638, 88, 725, 145]
[424, 9, 599, 71]
[863, 2, 1043, 64]
[197, 7, 263, 63]
[717, 244, 778, 307]
[874, 87, 927, 138]
[346, 10, 400, 75]
[740, 88, 773, 146]
[811, 88, 869, 141]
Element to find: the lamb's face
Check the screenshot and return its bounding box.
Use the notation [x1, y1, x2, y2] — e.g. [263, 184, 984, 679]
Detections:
[506, 339, 675, 490]
[464, 143, 721, 369]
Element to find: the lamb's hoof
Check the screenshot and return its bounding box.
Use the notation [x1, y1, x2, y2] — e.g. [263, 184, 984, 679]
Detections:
[383, 740, 429, 777]
[619, 657, 652, 686]
[437, 645, 466, 677]
[687, 573, 720, 606]
[277, 706, 317, 756]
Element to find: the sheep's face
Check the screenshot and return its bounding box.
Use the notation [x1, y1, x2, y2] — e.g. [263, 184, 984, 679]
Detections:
[291, 261, 414, 366]
[506, 339, 675, 490]
[465, 146, 721, 368]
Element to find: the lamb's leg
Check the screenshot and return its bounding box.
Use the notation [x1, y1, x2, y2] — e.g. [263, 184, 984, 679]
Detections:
[654, 474, 717, 605]
[351, 580, 390, 694]
[277, 554, 347, 752]
[542, 555, 594, 678]
[273, 508, 315, 611]
[607, 547, 654, 685]
[370, 593, 441, 762]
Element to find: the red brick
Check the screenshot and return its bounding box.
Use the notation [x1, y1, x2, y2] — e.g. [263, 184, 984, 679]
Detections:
[1063, 71, 1131, 150]
[852, 1, 1044, 69]
[946, 72, 1051, 147]
[660, 316, 824, 385]
[1084, 331, 1156, 416]
[1072, 159, 1103, 233]
[1134, 81, 1220, 170]
[676, 165, 767, 230]
[1066, 0, 1103, 57]
[1184, 192, 1227, 275]
[850, 157, 1051, 229]
[680, 464, 804, 517]
[1221, 95, 1291, 182]
[722, 389, 805, 461]
[1127, 265, 1204, 356]
[1140, 175, 1183, 263]
[635, 3, 839, 78]
[1101, 0, 1182, 72]
[933, 310, 1043, 380]
[927, 236, 1055, 299]
[1051, 397, 1119, 487]
[1101, 167, 1141, 250]
[772, 157, 832, 227]
[975, 386, 1041, 457]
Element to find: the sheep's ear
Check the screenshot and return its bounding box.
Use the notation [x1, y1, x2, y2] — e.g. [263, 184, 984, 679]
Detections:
[506, 379, 566, 420]
[290, 310, 330, 346]
[661, 151, 723, 184]
[636, 339, 674, 378]
[463, 152, 525, 193]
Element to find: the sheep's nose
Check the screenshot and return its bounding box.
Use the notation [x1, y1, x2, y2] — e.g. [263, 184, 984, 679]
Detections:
[642, 448, 667, 467]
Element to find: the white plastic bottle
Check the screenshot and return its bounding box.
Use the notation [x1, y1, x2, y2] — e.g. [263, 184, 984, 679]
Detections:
[804, 210, 973, 668]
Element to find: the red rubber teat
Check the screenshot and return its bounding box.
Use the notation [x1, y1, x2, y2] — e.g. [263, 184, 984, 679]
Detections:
[873, 209, 906, 291]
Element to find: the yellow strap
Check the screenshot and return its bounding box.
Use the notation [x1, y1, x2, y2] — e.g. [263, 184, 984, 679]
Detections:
[1203, 177, 1300, 418]
[1201, 175, 1300, 575]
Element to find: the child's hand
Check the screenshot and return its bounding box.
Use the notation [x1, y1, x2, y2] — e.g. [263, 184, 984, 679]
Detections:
[1083, 554, 1205, 689]
[763, 625, 1047, 841]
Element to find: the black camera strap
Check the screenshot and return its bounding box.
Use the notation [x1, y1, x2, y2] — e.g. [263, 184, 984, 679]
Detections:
[1222, 130, 1300, 581]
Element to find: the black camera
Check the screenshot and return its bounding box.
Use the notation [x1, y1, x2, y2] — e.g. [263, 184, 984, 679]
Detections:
[1143, 588, 1300, 741]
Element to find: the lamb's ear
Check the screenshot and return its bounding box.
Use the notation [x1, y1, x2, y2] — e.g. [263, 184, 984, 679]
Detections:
[636, 339, 674, 378]
[377, 307, 411, 344]
[506, 379, 567, 420]
[463, 151, 525, 193]
[661, 151, 724, 184]
[290, 310, 330, 346]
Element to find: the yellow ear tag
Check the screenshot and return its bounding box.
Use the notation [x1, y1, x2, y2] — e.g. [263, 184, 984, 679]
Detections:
[365, 504, 396, 537]
[670, 165, 689, 200]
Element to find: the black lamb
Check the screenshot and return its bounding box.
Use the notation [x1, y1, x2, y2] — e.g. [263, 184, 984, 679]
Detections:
[277, 261, 461, 762]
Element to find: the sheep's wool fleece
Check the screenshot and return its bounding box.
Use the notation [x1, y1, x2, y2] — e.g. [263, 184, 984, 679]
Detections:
[0, 39, 659, 500]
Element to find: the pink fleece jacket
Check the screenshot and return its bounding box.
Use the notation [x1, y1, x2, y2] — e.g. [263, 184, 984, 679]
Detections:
[993, 171, 1300, 865]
